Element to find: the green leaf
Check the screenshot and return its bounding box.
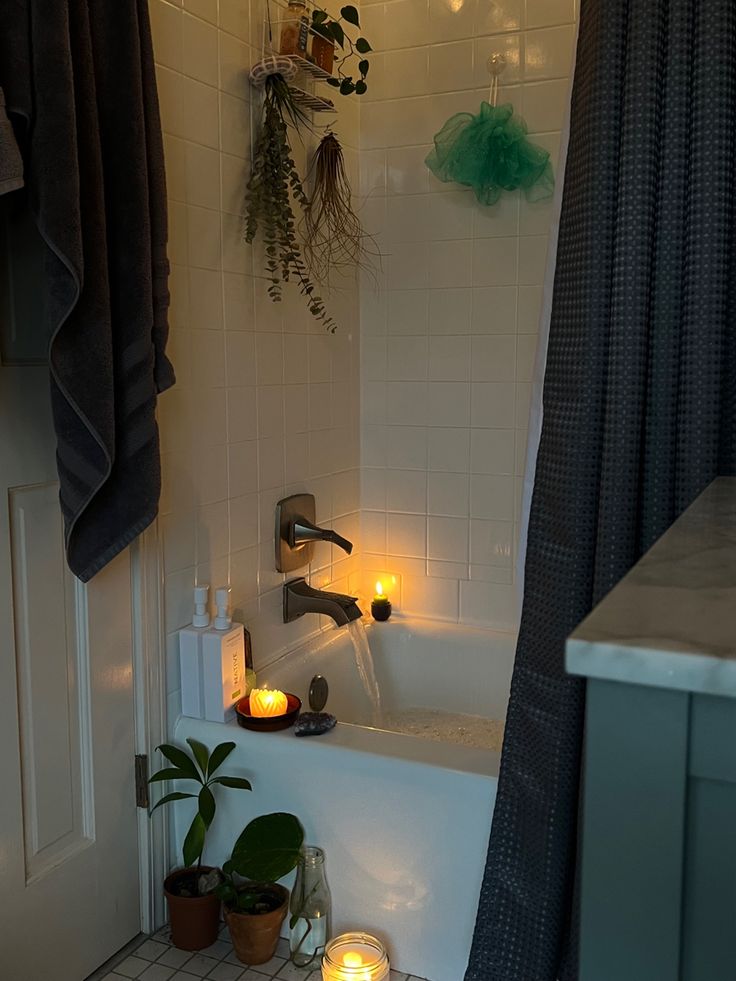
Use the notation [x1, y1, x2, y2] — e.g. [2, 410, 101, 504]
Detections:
[355, 80, 367, 95]
[209, 776, 253, 791]
[206, 741, 236, 778]
[156, 744, 201, 782]
[149, 791, 196, 815]
[355, 37, 372, 53]
[312, 8, 328, 22]
[311, 22, 333, 43]
[229, 813, 304, 883]
[339, 78, 355, 95]
[329, 21, 345, 47]
[326, 76, 341, 87]
[186, 738, 210, 778]
[183, 812, 207, 868]
[199, 786, 216, 829]
[340, 4, 360, 26]
[148, 767, 194, 784]
[358, 59, 369, 77]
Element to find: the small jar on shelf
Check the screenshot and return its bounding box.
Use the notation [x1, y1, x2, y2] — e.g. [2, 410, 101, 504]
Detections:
[280, 0, 309, 56]
[310, 30, 335, 73]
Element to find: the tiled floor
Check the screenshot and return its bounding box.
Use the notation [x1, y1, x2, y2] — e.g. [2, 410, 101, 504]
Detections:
[100, 927, 430, 981]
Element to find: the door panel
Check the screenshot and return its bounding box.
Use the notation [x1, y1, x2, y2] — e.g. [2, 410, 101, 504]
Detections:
[0, 364, 141, 979]
[10, 482, 92, 881]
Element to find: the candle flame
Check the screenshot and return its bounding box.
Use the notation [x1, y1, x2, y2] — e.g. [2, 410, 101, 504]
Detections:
[343, 952, 364, 967]
[375, 581, 384, 597]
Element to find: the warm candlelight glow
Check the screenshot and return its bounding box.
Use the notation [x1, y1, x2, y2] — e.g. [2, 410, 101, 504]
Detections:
[322, 933, 389, 981]
[249, 688, 288, 717]
[374, 581, 386, 600]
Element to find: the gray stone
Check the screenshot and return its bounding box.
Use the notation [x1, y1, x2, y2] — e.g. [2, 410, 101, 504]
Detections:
[294, 712, 337, 736]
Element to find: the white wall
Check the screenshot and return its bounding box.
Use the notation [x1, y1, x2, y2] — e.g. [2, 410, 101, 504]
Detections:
[149, 0, 579, 725]
[358, 0, 577, 628]
[150, 0, 362, 725]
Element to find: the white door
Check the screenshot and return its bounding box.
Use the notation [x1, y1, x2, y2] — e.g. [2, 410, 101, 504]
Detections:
[0, 227, 141, 979]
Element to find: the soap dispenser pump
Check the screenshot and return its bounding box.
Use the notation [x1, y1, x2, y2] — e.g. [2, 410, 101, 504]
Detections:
[201, 586, 247, 723]
[179, 584, 210, 719]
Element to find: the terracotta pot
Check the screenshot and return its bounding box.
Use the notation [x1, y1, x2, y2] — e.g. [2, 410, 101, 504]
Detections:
[311, 34, 335, 74]
[164, 867, 221, 951]
[226, 883, 289, 965]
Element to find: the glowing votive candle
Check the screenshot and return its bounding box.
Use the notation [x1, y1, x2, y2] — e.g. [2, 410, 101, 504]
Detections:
[249, 688, 289, 717]
[322, 933, 390, 981]
[371, 581, 392, 622]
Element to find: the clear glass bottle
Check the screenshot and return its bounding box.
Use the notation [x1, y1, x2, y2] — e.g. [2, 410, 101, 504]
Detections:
[289, 845, 332, 967]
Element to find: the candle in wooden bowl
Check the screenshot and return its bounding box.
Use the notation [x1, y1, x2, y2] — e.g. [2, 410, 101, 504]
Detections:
[249, 688, 289, 717]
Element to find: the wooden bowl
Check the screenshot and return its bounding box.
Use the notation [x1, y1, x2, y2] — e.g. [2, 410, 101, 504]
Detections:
[235, 693, 302, 732]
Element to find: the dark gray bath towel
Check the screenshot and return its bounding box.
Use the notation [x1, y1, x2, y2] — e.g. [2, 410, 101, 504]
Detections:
[0, 0, 175, 581]
[0, 88, 23, 192]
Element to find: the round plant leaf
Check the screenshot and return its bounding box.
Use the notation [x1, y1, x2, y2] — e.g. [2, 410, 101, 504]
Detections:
[326, 77, 341, 87]
[340, 4, 361, 26]
[355, 80, 367, 95]
[229, 813, 304, 883]
[355, 37, 372, 53]
[339, 78, 355, 95]
[358, 59, 370, 77]
[312, 9, 328, 22]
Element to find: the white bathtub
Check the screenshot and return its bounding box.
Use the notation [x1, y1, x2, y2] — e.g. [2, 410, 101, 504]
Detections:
[173, 617, 515, 981]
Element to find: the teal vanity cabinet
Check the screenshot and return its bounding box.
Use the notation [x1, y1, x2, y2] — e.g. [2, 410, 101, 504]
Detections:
[566, 478, 736, 981]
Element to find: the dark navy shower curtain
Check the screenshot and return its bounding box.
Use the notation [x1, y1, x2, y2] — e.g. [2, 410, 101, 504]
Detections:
[466, 1, 736, 978]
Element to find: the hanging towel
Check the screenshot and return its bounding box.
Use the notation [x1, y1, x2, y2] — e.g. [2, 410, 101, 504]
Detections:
[0, 88, 23, 192]
[0, 0, 175, 582]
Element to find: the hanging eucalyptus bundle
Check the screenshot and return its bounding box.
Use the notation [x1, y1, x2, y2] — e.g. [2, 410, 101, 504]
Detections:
[244, 74, 335, 331]
[304, 131, 378, 287]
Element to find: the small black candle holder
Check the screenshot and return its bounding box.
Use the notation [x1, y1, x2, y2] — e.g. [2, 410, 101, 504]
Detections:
[371, 598, 392, 622]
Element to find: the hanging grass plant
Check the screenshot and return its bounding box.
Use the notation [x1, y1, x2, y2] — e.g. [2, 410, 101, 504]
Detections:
[244, 73, 335, 331]
[304, 131, 379, 287]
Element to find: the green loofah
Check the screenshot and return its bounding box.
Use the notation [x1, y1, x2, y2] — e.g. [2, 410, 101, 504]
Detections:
[425, 101, 554, 205]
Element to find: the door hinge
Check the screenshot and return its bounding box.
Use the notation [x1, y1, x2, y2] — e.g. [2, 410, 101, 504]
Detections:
[135, 754, 149, 809]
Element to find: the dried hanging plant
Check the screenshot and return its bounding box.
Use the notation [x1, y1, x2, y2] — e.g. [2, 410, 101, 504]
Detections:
[304, 131, 379, 287]
[244, 74, 335, 331]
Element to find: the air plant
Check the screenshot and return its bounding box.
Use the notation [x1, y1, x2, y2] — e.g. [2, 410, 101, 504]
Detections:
[244, 73, 336, 331]
[304, 131, 380, 287]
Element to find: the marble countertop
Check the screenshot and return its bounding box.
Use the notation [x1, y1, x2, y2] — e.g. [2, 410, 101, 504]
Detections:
[566, 477, 736, 696]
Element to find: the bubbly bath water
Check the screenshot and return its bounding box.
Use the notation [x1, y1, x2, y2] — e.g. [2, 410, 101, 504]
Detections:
[346, 619, 383, 722]
[379, 707, 505, 751]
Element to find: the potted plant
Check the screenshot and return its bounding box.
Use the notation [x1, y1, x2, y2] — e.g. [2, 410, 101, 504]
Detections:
[310, 4, 372, 95]
[149, 739, 252, 950]
[217, 812, 304, 965]
[244, 72, 335, 331]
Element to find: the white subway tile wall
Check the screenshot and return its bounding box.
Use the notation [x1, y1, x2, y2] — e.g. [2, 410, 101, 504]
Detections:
[151, 0, 362, 725]
[359, 0, 577, 628]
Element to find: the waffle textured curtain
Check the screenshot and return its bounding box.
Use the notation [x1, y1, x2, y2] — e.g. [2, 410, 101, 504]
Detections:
[466, 1, 736, 977]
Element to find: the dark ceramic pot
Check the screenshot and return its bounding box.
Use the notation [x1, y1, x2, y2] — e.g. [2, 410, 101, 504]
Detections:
[164, 866, 221, 951]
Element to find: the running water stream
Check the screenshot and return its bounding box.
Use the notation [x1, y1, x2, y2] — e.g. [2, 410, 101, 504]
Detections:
[346, 619, 382, 723]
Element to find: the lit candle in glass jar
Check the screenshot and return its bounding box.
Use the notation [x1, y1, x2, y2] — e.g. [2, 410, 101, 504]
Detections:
[249, 688, 289, 717]
[322, 933, 390, 981]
